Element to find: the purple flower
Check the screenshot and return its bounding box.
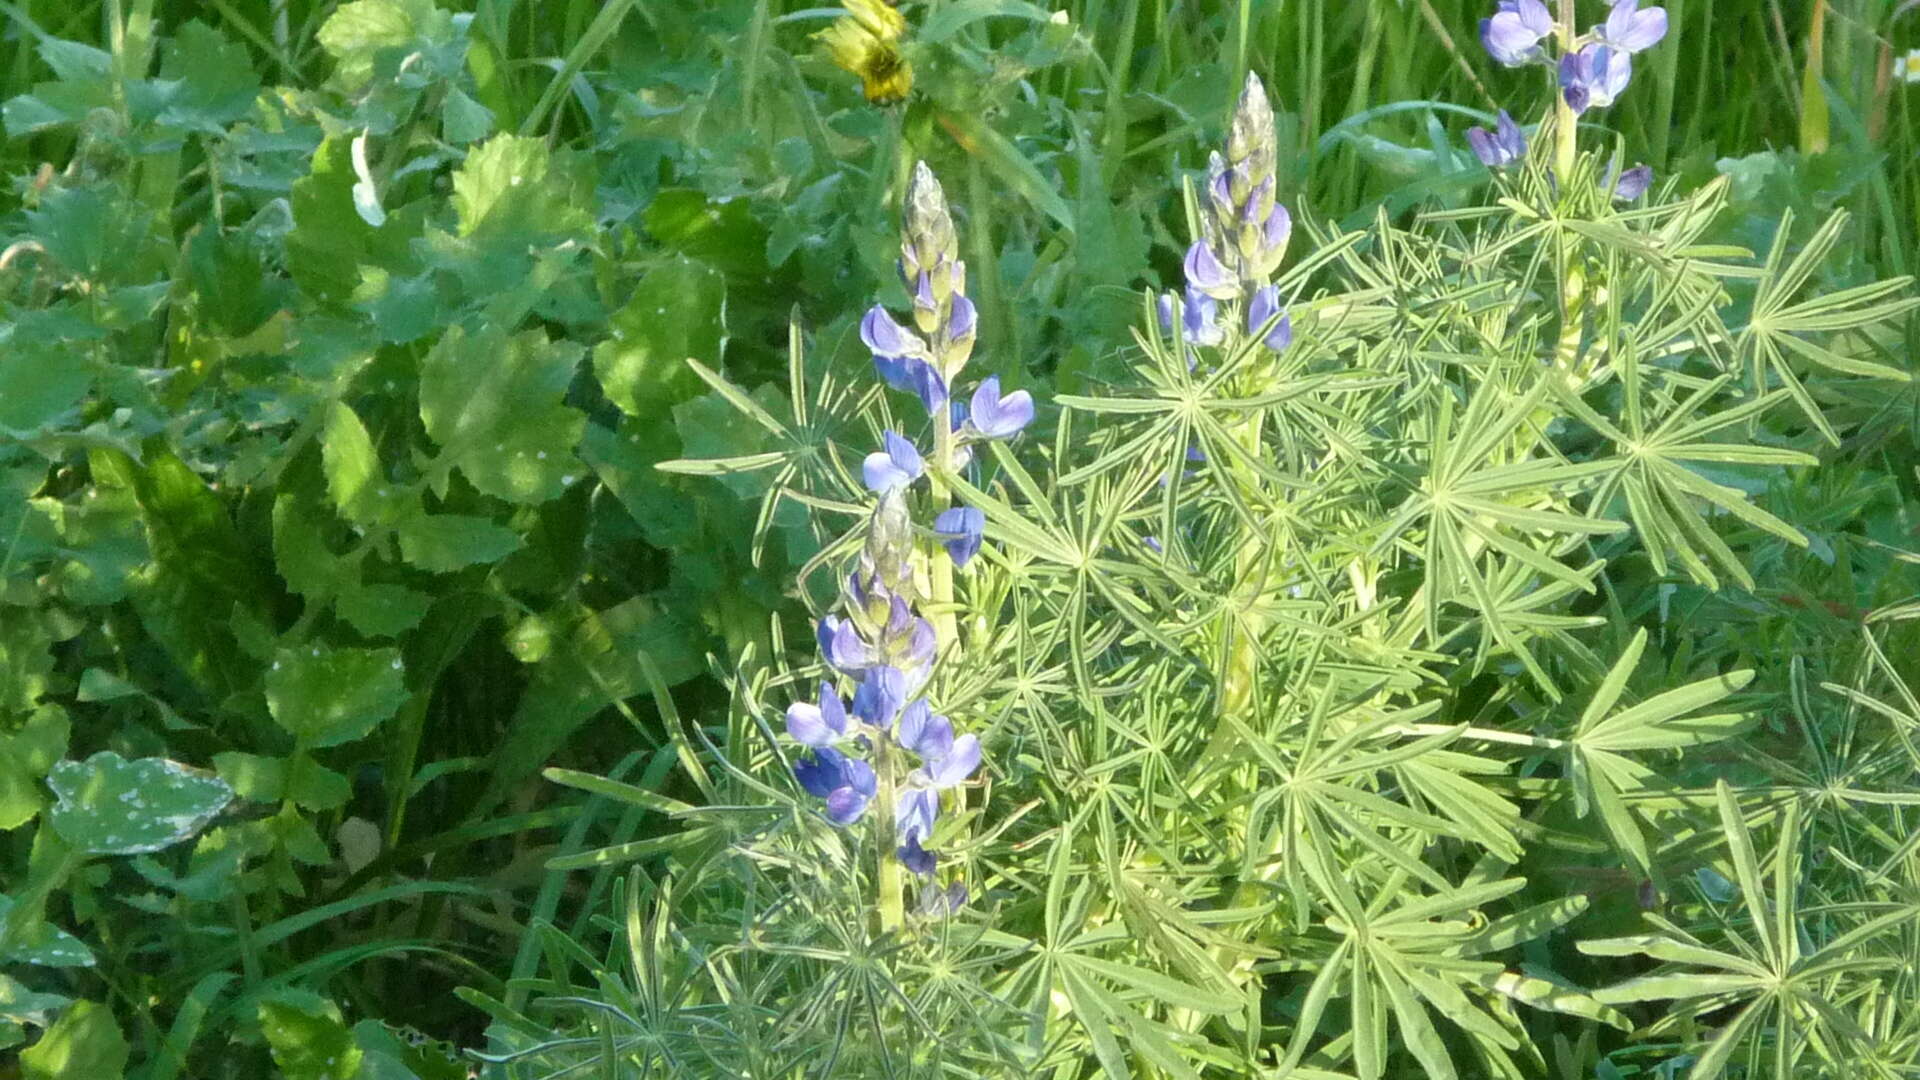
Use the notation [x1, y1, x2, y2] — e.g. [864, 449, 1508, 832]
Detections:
[1560, 44, 1632, 114]
[861, 305, 926, 361]
[921, 733, 981, 787]
[851, 665, 907, 731]
[786, 682, 850, 747]
[818, 615, 877, 674]
[1597, 0, 1667, 53]
[1208, 165, 1236, 217]
[1612, 164, 1652, 200]
[934, 506, 985, 568]
[911, 272, 938, 323]
[915, 880, 968, 916]
[898, 616, 937, 680]
[968, 377, 1034, 440]
[1182, 241, 1238, 300]
[1247, 285, 1292, 352]
[793, 746, 876, 825]
[898, 834, 938, 875]
[896, 700, 956, 759]
[947, 293, 976, 345]
[1261, 203, 1291, 262]
[1181, 288, 1224, 348]
[1467, 109, 1527, 168]
[874, 355, 948, 413]
[1480, 0, 1553, 66]
[863, 430, 925, 493]
[1156, 292, 1176, 336]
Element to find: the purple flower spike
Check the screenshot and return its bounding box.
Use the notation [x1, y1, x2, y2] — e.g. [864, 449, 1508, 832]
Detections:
[1181, 288, 1224, 348]
[934, 506, 985, 568]
[786, 682, 850, 747]
[969, 377, 1034, 440]
[1247, 286, 1293, 353]
[897, 835, 937, 875]
[1183, 241, 1237, 300]
[863, 430, 925, 493]
[1468, 109, 1527, 168]
[861, 305, 926, 361]
[1481, 0, 1553, 66]
[1560, 45, 1631, 115]
[852, 665, 907, 730]
[1613, 164, 1653, 201]
[1599, 0, 1667, 53]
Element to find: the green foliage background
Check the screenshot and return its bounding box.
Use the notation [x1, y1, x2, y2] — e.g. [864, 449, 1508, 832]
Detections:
[0, 0, 1917, 1077]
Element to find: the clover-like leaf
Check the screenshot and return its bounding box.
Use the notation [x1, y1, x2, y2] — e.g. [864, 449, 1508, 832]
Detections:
[46, 752, 232, 855]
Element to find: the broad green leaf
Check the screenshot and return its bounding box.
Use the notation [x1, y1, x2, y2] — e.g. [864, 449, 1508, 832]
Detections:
[0, 710, 68, 831]
[260, 996, 364, 1080]
[450, 133, 593, 241]
[287, 137, 420, 306]
[212, 752, 287, 803]
[317, 0, 455, 90]
[156, 21, 262, 133]
[593, 258, 727, 421]
[265, 645, 407, 748]
[20, 1000, 126, 1080]
[0, 347, 90, 432]
[396, 514, 522, 572]
[335, 583, 432, 638]
[322, 402, 409, 527]
[46, 752, 233, 855]
[419, 326, 586, 505]
[0, 973, 70, 1029]
[0, 895, 94, 968]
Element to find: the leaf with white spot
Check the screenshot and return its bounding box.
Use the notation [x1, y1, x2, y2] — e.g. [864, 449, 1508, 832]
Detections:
[46, 752, 232, 856]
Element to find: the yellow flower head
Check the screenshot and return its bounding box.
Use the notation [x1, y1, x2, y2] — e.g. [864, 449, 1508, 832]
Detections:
[817, 0, 913, 105]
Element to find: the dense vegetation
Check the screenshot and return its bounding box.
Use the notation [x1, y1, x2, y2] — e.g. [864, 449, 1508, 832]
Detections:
[2, 1, 1918, 1077]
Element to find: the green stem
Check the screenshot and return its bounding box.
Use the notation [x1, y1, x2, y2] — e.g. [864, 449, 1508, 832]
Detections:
[1553, 0, 1586, 379]
[875, 741, 905, 933]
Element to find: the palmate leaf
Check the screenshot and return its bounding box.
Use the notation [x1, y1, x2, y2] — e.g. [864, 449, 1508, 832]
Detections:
[1372, 378, 1623, 678]
[1562, 630, 1754, 876]
[1736, 209, 1919, 443]
[1581, 785, 1920, 1079]
[1553, 373, 1813, 590]
[1276, 872, 1618, 1080]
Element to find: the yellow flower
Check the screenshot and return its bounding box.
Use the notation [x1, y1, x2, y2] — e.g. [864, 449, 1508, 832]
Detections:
[817, 0, 913, 105]
[1901, 49, 1920, 86]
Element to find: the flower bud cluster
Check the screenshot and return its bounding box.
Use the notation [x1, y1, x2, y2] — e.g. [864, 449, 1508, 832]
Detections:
[1157, 73, 1294, 361]
[861, 162, 982, 413]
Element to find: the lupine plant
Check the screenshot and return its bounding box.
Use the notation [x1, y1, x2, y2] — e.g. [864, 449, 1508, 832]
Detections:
[480, 4, 1920, 1079]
